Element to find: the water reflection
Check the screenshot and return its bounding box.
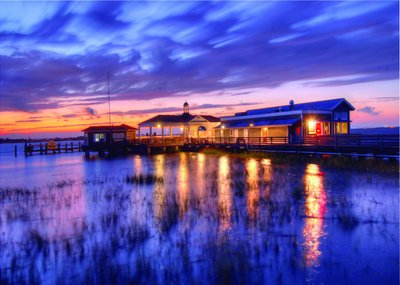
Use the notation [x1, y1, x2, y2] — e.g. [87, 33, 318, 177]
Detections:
[218, 156, 232, 231]
[133, 155, 142, 174]
[303, 164, 327, 267]
[261, 159, 272, 200]
[246, 159, 260, 221]
[153, 155, 166, 226]
[178, 153, 189, 216]
[1, 152, 398, 285]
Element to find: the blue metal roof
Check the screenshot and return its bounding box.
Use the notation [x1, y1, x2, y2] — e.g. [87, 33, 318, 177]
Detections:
[215, 121, 251, 129]
[253, 117, 300, 127]
[239, 98, 355, 116]
[216, 117, 300, 129]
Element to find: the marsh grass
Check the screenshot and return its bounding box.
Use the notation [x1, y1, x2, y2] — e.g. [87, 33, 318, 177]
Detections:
[125, 174, 164, 185]
[0, 153, 398, 285]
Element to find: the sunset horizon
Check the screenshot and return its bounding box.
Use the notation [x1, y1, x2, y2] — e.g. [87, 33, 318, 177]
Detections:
[0, 1, 398, 139]
[1, 2, 399, 284]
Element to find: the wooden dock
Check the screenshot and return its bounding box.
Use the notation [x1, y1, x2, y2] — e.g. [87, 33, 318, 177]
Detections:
[23, 142, 83, 156]
[19, 134, 399, 159]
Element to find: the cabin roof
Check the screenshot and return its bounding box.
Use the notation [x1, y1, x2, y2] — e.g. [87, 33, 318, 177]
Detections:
[236, 98, 355, 116]
[82, 124, 137, 132]
[194, 115, 220, 122]
[139, 113, 220, 125]
[216, 117, 301, 129]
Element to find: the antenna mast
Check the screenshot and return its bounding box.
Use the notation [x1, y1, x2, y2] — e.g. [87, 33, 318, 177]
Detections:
[107, 72, 111, 126]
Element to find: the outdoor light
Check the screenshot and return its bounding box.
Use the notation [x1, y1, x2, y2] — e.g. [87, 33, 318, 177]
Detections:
[249, 123, 254, 127]
[221, 125, 225, 129]
[157, 124, 161, 128]
[180, 126, 183, 131]
[308, 120, 316, 129]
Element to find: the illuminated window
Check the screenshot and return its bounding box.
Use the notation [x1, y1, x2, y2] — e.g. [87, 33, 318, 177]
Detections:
[94, 133, 105, 142]
[323, 122, 330, 135]
[335, 122, 349, 134]
[308, 120, 316, 135]
[341, 122, 348, 134]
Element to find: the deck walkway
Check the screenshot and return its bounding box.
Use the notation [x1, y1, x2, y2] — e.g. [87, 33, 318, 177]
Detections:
[21, 134, 399, 158]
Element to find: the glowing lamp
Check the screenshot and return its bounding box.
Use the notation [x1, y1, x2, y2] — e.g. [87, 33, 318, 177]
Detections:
[308, 120, 316, 129]
[221, 125, 225, 129]
[249, 123, 254, 127]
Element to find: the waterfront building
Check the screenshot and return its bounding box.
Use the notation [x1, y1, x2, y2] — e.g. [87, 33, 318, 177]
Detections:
[138, 102, 220, 143]
[215, 98, 355, 143]
[82, 124, 137, 147]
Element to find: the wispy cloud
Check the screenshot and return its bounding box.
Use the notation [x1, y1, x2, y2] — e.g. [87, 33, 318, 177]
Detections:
[109, 102, 259, 116]
[0, 1, 398, 113]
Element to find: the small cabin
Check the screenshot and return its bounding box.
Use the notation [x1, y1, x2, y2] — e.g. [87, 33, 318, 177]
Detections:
[82, 124, 137, 146]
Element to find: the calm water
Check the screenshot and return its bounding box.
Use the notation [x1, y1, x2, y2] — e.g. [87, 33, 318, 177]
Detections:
[0, 144, 399, 284]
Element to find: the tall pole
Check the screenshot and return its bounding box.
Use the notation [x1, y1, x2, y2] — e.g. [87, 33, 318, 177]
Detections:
[108, 72, 111, 126]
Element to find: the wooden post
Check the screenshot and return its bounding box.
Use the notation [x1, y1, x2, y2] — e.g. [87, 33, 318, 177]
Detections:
[45, 143, 48, 154]
[65, 143, 67, 153]
[78, 142, 81, 151]
[71, 142, 73, 152]
[40, 143, 43, 155]
[14, 145, 17, 157]
[24, 141, 27, 157]
[29, 144, 33, 156]
[58, 143, 61, 153]
[149, 126, 153, 143]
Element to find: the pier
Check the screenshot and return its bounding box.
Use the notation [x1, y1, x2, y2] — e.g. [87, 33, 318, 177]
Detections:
[23, 141, 82, 156]
[18, 133, 399, 159]
[17, 134, 393, 158]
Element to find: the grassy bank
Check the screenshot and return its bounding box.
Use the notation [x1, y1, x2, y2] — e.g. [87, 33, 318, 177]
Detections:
[200, 148, 399, 173]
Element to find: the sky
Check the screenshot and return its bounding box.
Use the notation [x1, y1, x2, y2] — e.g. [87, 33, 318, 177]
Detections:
[0, 0, 398, 138]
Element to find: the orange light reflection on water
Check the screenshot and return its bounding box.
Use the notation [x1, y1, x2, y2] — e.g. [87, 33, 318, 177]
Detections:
[217, 156, 232, 231]
[178, 153, 189, 216]
[261, 158, 272, 200]
[246, 158, 259, 221]
[153, 154, 166, 224]
[303, 163, 327, 267]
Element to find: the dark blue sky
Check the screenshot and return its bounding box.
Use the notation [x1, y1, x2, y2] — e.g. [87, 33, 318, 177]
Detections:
[0, 1, 398, 136]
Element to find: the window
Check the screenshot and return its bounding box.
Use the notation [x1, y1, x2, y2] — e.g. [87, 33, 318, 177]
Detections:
[308, 120, 316, 135]
[341, 122, 348, 134]
[335, 122, 349, 134]
[94, 133, 105, 142]
[113, 132, 125, 142]
[323, 122, 330, 135]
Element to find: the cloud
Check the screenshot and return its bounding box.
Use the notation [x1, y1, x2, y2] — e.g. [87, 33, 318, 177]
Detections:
[110, 102, 259, 116]
[373, 96, 399, 102]
[15, 119, 42, 123]
[84, 107, 97, 116]
[358, 106, 380, 116]
[0, 1, 398, 113]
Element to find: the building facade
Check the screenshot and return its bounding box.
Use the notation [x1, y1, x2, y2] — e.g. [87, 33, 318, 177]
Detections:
[82, 124, 137, 147]
[215, 98, 355, 143]
[138, 102, 220, 143]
